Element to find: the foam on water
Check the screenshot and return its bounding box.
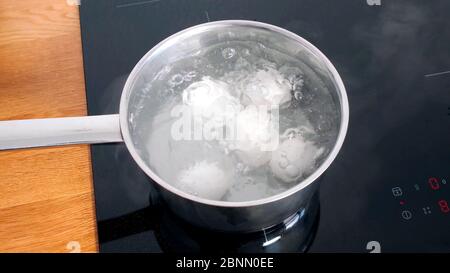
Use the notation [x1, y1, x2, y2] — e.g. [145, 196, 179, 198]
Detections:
[139, 41, 339, 202]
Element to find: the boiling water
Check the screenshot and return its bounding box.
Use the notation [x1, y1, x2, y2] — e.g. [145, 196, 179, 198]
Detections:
[137, 41, 339, 202]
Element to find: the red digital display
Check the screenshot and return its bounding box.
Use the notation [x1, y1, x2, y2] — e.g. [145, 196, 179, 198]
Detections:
[438, 200, 449, 213]
[428, 177, 440, 190]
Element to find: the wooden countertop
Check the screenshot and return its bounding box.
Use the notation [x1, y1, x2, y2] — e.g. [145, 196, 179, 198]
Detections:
[0, 0, 97, 252]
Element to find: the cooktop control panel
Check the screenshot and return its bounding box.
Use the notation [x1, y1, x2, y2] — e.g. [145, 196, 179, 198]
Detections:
[392, 177, 449, 221]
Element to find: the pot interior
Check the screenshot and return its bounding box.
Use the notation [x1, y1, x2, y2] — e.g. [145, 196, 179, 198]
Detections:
[121, 21, 346, 205]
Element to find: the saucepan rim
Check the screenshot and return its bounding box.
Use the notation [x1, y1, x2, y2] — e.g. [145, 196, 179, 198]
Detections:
[119, 20, 349, 208]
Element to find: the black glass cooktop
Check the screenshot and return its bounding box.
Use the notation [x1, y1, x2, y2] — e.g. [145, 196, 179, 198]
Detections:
[80, 0, 450, 252]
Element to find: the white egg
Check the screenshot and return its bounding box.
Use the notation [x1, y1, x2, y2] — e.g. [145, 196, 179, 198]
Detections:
[182, 76, 239, 120]
[270, 135, 324, 183]
[182, 77, 240, 141]
[229, 106, 278, 167]
[175, 161, 230, 200]
[240, 67, 292, 107]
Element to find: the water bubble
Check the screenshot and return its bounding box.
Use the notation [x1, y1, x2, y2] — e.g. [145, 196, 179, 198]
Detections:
[261, 61, 276, 70]
[192, 50, 202, 56]
[293, 79, 304, 91]
[288, 74, 304, 91]
[283, 128, 300, 139]
[168, 74, 184, 87]
[294, 91, 303, 101]
[222, 47, 236, 59]
[184, 71, 197, 82]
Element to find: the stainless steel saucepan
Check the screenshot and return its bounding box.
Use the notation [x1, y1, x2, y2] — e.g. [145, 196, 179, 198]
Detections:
[0, 21, 349, 233]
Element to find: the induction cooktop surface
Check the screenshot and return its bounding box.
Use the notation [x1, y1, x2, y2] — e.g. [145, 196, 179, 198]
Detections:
[79, 0, 450, 252]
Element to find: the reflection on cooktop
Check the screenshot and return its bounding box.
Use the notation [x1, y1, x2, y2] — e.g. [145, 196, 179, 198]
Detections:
[98, 192, 320, 253]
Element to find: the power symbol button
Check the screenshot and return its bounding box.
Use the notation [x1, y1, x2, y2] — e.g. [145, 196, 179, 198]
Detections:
[401, 210, 412, 220]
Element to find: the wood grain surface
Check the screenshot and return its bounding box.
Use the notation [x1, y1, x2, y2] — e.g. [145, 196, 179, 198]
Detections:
[0, 0, 98, 252]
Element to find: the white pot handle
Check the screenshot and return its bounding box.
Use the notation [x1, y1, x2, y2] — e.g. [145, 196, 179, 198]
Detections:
[0, 114, 123, 150]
